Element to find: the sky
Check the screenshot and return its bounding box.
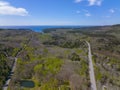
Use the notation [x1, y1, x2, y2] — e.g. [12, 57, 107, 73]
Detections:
[0, 0, 120, 26]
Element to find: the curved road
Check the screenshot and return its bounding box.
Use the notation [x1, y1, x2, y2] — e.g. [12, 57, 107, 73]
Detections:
[86, 41, 97, 90]
[2, 58, 18, 90]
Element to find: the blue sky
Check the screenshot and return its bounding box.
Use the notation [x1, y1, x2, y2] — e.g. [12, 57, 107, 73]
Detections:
[0, 0, 120, 25]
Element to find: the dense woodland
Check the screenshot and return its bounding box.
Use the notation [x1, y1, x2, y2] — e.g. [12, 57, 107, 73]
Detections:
[0, 25, 120, 90]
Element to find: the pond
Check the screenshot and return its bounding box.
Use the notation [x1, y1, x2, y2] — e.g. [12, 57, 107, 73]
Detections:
[20, 80, 35, 88]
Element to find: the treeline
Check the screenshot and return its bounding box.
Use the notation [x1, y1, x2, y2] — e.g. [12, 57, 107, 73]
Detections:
[43, 34, 86, 48]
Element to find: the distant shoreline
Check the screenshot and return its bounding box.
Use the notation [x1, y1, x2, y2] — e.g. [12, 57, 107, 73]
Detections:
[0, 24, 119, 32]
[0, 25, 94, 32]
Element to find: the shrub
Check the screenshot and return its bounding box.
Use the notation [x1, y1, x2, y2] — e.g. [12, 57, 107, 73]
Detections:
[69, 53, 80, 61]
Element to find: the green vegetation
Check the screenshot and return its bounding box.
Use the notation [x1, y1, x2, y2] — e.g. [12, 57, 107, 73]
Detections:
[1, 25, 120, 90]
[0, 53, 10, 88]
[34, 57, 63, 79]
[69, 53, 81, 61]
[79, 59, 89, 77]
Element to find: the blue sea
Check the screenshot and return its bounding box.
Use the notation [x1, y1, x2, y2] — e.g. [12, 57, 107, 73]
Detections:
[0, 26, 85, 32]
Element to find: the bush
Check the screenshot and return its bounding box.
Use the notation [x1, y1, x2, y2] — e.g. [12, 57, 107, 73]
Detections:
[69, 53, 80, 61]
[34, 57, 63, 80]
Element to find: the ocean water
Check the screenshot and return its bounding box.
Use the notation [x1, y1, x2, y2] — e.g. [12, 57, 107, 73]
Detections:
[0, 26, 84, 32]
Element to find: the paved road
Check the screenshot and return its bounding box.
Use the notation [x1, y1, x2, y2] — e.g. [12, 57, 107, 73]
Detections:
[86, 41, 97, 90]
[2, 58, 18, 90]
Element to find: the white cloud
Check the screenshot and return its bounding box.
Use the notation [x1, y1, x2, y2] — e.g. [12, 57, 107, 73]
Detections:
[75, 0, 83, 3]
[82, 9, 91, 16]
[76, 9, 91, 16]
[0, 1, 28, 16]
[74, 0, 103, 6]
[88, 0, 102, 6]
[85, 13, 91, 16]
[109, 9, 115, 13]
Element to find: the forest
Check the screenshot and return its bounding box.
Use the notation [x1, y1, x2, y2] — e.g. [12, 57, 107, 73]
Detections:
[0, 25, 120, 90]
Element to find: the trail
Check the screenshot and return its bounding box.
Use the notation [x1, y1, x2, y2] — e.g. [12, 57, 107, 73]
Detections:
[2, 58, 17, 90]
[86, 41, 97, 90]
